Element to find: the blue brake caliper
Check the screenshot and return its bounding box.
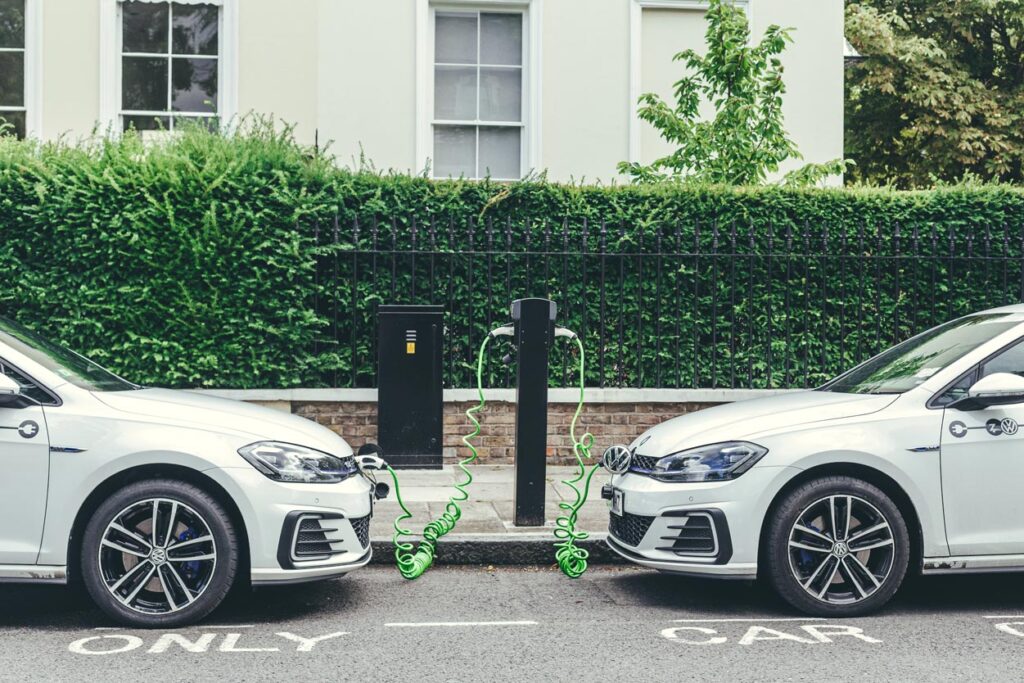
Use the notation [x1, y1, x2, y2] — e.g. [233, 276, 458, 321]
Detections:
[177, 528, 201, 579]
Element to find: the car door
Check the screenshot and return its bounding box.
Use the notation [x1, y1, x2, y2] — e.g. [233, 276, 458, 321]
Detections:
[940, 338, 1024, 556]
[0, 362, 51, 564]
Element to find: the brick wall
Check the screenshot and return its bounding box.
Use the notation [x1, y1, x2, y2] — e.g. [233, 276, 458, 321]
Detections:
[292, 400, 720, 465]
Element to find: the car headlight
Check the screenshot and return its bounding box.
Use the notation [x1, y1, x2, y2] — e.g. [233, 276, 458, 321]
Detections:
[650, 441, 768, 482]
[238, 442, 357, 483]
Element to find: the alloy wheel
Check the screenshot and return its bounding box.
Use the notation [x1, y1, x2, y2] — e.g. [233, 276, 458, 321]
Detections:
[98, 498, 218, 615]
[787, 494, 896, 605]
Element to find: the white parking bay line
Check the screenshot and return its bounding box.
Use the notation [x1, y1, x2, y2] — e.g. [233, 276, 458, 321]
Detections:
[672, 618, 828, 623]
[984, 616, 1024, 619]
[385, 621, 537, 628]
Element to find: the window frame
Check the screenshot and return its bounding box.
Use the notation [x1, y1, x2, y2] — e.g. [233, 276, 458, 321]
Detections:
[0, 356, 61, 407]
[416, 0, 540, 181]
[0, 0, 40, 138]
[100, 0, 238, 135]
[928, 333, 1024, 409]
[627, 0, 751, 166]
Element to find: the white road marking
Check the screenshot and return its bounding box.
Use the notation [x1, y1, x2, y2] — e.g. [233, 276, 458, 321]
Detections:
[984, 615, 1024, 619]
[276, 632, 347, 652]
[662, 622, 882, 646]
[672, 618, 827, 623]
[993, 622, 1024, 638]
[70, 635, 144, 655]
[218, 633, 278, 653]
[384, 621, 537, 628]
[148, 633, 218, 654]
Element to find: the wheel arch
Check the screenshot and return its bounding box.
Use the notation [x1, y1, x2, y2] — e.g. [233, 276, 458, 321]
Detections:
[757, 463, 924, 577]
[66, 464, 250, 585]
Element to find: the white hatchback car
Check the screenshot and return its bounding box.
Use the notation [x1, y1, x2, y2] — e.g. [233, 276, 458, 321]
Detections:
[0, 317, 378, 627]
[605, 305, 1024, 616]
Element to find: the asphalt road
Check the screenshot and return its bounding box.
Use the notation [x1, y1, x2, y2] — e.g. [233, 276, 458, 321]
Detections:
[2, 566, 1024, 682]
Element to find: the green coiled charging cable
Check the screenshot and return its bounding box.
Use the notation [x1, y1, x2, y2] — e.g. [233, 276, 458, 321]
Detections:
[553, 334, 600, 579]
[384, 327, 599, 580]
[385, 335, 492, 579]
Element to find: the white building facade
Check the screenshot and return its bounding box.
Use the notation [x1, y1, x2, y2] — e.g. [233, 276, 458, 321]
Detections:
[3, 0, 844, 182]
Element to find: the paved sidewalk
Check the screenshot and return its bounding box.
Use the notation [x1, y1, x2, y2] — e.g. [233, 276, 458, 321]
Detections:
[368, 465, 620, 564]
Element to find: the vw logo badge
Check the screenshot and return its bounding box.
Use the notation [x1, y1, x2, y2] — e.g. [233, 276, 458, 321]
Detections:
[17, 420, 39, 439]
[602, 444, 633, 474]
[1001, 418, 1019, 436]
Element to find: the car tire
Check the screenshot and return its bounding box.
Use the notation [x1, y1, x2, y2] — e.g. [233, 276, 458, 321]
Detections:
[81, 479, 238, 628]
[765, 476, 910, 617]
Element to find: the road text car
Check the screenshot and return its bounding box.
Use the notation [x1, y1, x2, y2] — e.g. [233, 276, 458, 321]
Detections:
[604, 306, 1024, 616]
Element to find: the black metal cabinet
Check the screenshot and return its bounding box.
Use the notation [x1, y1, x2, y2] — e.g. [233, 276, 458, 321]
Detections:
[376, 305, 444, 469]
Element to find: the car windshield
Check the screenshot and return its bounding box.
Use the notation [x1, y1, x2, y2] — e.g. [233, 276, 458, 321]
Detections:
[0, 317, 137, 392]
[821, 314, 1021, 395]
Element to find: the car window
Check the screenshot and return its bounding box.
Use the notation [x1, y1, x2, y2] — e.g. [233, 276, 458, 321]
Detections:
[0, 317, 136, 393]
[821, 314, 1020, 395]
[0, 360, 56, 405]
[980, 339, 1024, 379]
[933, 369, 978, 407]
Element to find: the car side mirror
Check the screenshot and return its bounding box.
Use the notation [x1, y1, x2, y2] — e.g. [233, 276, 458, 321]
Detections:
[952, 372, 1024, 411]
[0, 374, 23, 407]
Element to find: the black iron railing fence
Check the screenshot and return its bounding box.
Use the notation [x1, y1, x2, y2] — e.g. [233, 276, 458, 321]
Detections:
[311, 214, 1024, 390]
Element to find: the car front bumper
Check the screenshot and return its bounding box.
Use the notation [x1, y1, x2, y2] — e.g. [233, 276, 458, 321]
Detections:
[205, 466, 376, 585]
[603, 466, 797, 579]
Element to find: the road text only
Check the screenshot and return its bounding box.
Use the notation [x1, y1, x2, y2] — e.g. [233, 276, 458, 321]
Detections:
[69, 631, 346, 655]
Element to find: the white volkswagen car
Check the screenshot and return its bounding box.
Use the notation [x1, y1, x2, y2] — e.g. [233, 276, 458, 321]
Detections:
[604, 305, 1024, 616]
[0, 317, 379, 627]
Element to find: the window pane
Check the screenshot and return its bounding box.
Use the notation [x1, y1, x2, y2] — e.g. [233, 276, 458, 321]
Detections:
[435, 14, 476, 64]
[122, 1, 169, 54]
[171, 57, 217, 112]
[122, 56, 168, 111]
[982, 341, 1024, 379]
[479, 68, 520, 121]
[172, 4, 218, 55]
[480, 13, 521, 66]
[0, 0, 25, 49]
[173, 115, 218, 132]
[433, 125, 475, 178]
[0, 110, 25, 138]
[0, 51, 23, 106]
[123, 114, 170, 132]
[434, 65, 476, 120]
[0, 361, 51, 404]
[479, 126, 520, 179]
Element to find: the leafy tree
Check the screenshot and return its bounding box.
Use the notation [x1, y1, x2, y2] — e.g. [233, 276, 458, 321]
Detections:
[846, 1, 1024, 187]
[618, 0, 847, 186]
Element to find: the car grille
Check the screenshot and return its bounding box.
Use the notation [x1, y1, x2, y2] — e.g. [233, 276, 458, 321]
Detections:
[350, 514, 371, 548]
[609, 511, 655, 547]
[293, 516, 344, 559]
[629, 454, 659, 472]
[656, 513, 717, 555]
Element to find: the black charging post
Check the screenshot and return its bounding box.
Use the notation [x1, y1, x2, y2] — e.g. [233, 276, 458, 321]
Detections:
[511, 298, 557, 527]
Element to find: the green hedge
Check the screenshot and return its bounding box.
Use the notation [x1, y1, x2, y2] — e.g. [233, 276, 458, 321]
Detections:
[2, 125, 1023, 389]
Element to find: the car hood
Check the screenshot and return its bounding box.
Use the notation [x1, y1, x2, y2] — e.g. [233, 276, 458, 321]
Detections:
[93, 388, 352, 456]
[632, 390, 899, 456]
